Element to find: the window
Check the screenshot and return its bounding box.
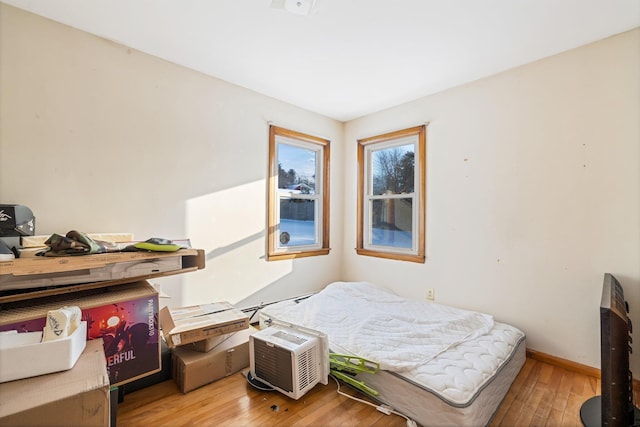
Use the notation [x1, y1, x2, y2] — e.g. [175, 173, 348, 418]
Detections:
[267, 125, 330, 260]
[357, 125, 426, 262]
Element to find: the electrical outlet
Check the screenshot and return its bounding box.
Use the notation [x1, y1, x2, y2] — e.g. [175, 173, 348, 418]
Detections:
[426, 288, 435, 301]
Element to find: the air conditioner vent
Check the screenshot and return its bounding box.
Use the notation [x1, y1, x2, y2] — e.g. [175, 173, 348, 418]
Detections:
[250, 323, 329, 400]
[297, 347, 318, 390]
[253, 338, 293, 392]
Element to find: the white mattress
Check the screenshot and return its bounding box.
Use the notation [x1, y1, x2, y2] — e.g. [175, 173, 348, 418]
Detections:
[259, 282, 526, 427]
[351, 324, 526, 427]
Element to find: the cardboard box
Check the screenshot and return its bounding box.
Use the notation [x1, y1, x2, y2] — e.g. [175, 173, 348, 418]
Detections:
[110, 386, 119, 427]
[160, 301, 249, 348]
[186, 331, 235, 353]
[0, 321, 87, 383]
[0, 281, 160, 386]
[172, 326, 255, 393]
[0, 339, 110, 426]
[121, 338, 172, 395]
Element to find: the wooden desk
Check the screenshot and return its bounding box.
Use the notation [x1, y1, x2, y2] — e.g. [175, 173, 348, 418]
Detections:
[0, 248, 205, 303]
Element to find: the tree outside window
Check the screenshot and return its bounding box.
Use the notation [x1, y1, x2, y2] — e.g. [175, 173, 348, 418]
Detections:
[357, 125, 426, 262]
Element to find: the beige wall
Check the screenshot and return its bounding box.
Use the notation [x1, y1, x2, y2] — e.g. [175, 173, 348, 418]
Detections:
[0, 4, 345, 307]
[1, 3, 638, 373]
[343, 28, 640, 372]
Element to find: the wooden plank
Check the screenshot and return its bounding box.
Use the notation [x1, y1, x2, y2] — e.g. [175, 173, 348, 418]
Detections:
[0, 249, 204, 304]
[563, 390, 587, 426]
[511, 386, 545, 426]
[545, 407, 565, 426]
[491, 358, 536, 426]
[551, 369, 575, 413]
[531, 381, 557, 426]
[0, 248, 201, 276]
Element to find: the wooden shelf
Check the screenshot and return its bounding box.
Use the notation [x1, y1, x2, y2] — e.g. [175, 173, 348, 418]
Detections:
[0, 249, 205, 304]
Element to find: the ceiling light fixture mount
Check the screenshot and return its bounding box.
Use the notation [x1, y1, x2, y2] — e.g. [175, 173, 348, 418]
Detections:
[271, 0, 316, 16]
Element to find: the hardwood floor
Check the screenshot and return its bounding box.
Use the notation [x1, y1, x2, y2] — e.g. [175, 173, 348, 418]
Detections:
[116, 355, 621, 427]
[490, 357, 599, 426]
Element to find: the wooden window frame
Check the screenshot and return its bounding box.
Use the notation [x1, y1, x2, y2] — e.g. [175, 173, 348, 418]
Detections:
[267, 125, 330, 261]
[356, 125, 426, 263]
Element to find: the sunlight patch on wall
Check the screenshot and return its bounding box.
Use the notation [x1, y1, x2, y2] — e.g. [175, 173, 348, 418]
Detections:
[186, 180, 265, 250]
[179, 180, 294, 306]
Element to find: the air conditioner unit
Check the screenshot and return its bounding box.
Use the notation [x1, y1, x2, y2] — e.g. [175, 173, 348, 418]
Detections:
[249, 322, 329, 400]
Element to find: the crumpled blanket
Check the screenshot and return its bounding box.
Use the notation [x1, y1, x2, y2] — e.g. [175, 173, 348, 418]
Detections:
[263, 281, 494, 372]
[43, 230, 115, 256]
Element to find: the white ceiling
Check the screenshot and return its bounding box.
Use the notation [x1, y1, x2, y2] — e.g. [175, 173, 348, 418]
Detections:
[2, 0, 639, 121]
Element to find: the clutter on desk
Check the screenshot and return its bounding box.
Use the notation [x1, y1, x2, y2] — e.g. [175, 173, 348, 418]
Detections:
[0, 339, 110, 427]
[0, 305, 87, 383]
[44, 230, 116, 256]
[0, 202, 189, 258]
[0, 204, 35, 238]
[0, 240, 15, 261]
[0, 281, 160, 386]
[127, 237, 182, 252]
[43, 305, 82, 341]
[0, 204, 35, 260]
[33, 232, 188, 257]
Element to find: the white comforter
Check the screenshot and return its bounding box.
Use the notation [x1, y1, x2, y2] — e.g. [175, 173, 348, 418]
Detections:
[262, 281, 494, 372]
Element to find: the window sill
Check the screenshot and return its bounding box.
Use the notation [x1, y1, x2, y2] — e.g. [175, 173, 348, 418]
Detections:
[355, 248, 425, 263]
[267, 248, 330, 261]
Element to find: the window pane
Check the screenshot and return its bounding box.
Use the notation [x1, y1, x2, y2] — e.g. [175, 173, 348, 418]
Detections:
[268, 125, 330, 260]
[279, 198, 317, 246]
[371, 144, 414, 195]
[370, 198, 412, 248]
[278, 143, 316, 194]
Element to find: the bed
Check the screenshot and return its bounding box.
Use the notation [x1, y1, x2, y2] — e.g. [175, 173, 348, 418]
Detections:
[259, 281, 526, 427]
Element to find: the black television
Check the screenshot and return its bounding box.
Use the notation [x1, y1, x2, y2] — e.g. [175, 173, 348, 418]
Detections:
[580, 273, 639, 427]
